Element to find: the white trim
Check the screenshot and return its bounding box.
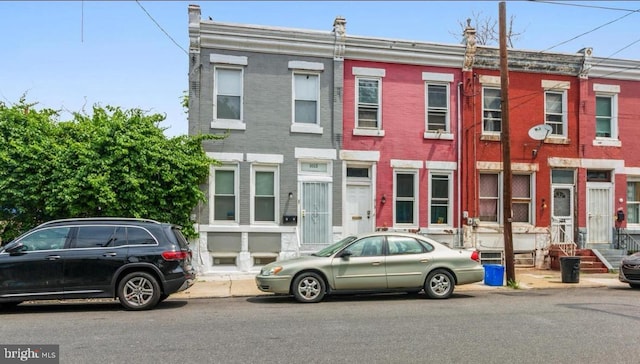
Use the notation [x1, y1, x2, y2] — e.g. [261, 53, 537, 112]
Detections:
[425, 161, 457, 170]
[479, 75, 501, 86]
[548, 157, 581, 168]
[422, 72, 454, 82]
[295, 147, 337, 160]
[580, 158, 624, 173]
[626, 167, 640, 175]
[288, 60, 324, 71]
[206, 152, 243, 162]
[476, 161, 539, 172]
[352, 67, 386, 77]
[353, 129, 385, 137]
[541, 80, 570, 90]
[210, 54, 248, 65]
[593, 138, 621, 147]
[593, 83, 620, 93]
[290, 124, 323, 134]
[391, 159, 423, 169]
[340, 150, 380, 162]
[245, 153, 284, 164]
[423, 132, 454, 140]
[250, 164, 279, 225]
[211, 120, 246, 130]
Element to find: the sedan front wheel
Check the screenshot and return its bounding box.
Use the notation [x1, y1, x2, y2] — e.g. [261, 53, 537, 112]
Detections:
[424, 269, 454, 299]
[292, 272, 326, 303]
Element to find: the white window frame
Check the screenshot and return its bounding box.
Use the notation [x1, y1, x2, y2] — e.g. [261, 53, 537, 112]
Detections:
[628, 178, 640, 226]
[250, 164, 280, 225]
[482, 87, 502, 135]
[595, 94, 618, 138]
[291, 71, 322, 134]
[544, 90, 567, 138]
[393, 169, 419, 228]
[355, 77, 382, 131]
[512, 174, 533, 224]
[210, 164, 239, 225]
[423, 72, 454, 140]
[425, 83, 449, 130]
[593, 83, 620, 147]
[212, 66, 245, 130]
[479, 172, 501, 223]
[428, 171, 453, 226]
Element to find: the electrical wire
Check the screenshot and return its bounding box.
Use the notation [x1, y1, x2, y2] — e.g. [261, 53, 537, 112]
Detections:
[135, 0, 188, 55]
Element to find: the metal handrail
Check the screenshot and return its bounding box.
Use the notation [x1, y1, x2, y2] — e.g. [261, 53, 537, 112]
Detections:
[616, 228, 640, 253]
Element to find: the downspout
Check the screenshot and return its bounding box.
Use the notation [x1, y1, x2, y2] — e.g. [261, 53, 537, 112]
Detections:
[457, 81, 463, 247]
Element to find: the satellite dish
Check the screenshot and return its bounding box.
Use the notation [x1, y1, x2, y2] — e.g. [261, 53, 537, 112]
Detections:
[528, 124, 553, 141]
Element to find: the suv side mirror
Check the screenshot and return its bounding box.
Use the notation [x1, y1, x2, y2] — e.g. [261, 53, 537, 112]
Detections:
[3, 241, 24, 254]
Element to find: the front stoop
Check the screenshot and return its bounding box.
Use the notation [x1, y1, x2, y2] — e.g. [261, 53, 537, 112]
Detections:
[549, 247, 609, 273]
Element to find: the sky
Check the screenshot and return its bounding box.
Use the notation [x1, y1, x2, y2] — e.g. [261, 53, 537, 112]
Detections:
[1, 1, 639, 137]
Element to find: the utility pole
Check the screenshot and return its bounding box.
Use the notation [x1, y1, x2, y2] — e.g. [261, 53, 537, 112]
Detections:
[499, 2, 515, 283]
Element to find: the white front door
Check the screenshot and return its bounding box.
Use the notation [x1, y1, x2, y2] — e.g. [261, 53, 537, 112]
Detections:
[345, 184, 373, 236]
[301, 182, 331, 245]
[587, 182, 612, 244]
[551, 185, 574, 243]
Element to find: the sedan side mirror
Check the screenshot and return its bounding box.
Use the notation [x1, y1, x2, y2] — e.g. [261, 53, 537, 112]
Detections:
[339, 250, 352, 259]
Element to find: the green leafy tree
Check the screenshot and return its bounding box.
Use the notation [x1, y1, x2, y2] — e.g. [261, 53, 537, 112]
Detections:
[0, 98, 221, 242]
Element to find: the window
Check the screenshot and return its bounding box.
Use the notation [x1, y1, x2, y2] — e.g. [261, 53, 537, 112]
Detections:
[343, 236, 384, 257]
[293, 73, 319, 124]
[17, 227, 70, 251]
[395, 171, 418, 226]
[483, 88, 502, 133]
[512, 174, 532, 223]
[214, 67, 243, 121]
[479, 173, 499, 222]
[545, 91, 566, 137]
[75, 226, 117, 248]
[388, 236, 430, 255]
[356, 77, 381, 129]
[426, 84, 449, 132]
[252, 165, 279, 223]
[126, 227, 157, 245]
[595, 95, 615, 138]
[213, 166, 238, 222]
[430, 173, 451, 225]
[628, 180, 640, 224]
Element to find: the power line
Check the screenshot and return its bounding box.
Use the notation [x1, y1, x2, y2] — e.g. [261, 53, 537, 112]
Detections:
[529, 0, 640, 12]
[538, 6, 640, 53]
[135, 0, 187, 55]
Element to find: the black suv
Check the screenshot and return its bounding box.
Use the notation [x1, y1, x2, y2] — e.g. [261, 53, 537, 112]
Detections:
[0, 218, 196, 310]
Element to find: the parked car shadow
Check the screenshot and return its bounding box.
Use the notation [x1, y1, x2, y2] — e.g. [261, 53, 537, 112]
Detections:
[1, 299, 189, 314]
[246, 291, 475, 304]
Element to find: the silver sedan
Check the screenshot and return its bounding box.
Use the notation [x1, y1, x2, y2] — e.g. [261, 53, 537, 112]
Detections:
[255, 232, 484, 303]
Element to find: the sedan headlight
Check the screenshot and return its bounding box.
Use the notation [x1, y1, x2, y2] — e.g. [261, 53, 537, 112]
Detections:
[261, 266, 283, 276]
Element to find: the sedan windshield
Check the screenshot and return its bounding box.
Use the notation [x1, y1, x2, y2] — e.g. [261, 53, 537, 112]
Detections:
[313, 236, 357, 257]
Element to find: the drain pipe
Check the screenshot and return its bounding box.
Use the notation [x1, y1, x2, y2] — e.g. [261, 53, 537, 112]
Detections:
[457, 81, 463, 247]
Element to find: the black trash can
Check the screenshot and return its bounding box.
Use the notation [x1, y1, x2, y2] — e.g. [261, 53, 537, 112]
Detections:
[560, 256, 580, 283]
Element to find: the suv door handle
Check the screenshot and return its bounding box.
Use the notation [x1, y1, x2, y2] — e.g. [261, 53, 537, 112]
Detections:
[103, 252, 117, 257]
[45, 255, 61, 260]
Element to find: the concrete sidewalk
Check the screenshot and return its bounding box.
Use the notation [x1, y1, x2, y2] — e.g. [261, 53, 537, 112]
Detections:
[170, 268, 628, 300]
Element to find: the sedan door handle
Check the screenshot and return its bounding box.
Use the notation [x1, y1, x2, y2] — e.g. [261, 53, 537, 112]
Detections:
[371, 262, 381, 266]
[45, 255, 61, 260]
[420, 259, 430, 263]
[103, 252, 117, 257]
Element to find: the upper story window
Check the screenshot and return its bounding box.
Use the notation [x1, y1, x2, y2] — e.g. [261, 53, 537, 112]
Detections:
[483, 87, 502, 134]
[289, 61, 324, 134]
[210, 54, 248, 131]
[357, 78, 381, 129]
[593, 83, 620, 146]
[545, 91, 567, 137]
[293, 73, 319, 125]
[423, 72, 454, 140]
[215, 67, 243, 121]
[353, 67, 385, 136]
[426, 84, 448, 131]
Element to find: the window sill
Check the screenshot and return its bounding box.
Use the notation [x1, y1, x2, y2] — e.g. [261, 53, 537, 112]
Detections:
[592, 138, 621, 147]
[544, 137, 570, 145]
[353, 129, 385, 137]
[480, 134, 501, 141]
[211, 119, 246, 130]
[423, 131, 454, 140]
[291, 123, 323, 134]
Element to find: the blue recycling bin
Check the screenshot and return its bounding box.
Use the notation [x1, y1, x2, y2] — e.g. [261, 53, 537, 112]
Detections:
[484, 264, 505, 286]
